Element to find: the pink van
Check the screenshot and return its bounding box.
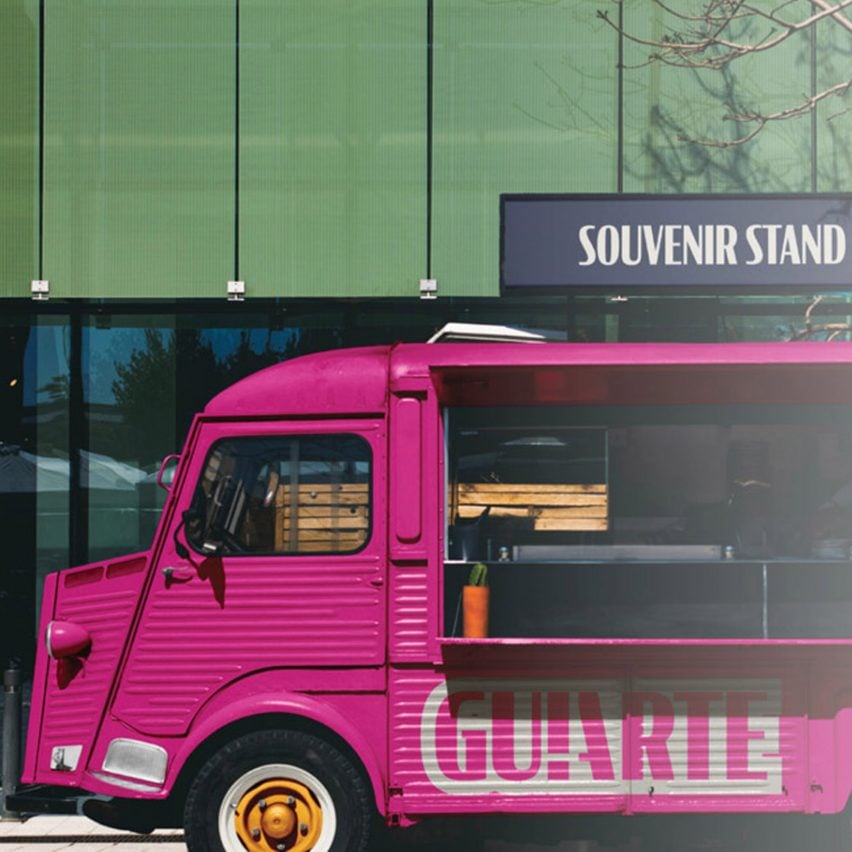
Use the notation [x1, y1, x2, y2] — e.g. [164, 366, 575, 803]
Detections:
[19, 339, 852, 851]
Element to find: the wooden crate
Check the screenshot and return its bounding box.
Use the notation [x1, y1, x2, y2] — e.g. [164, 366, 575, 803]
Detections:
[274, 483, 369, 552]
[457, 483, 608, 532]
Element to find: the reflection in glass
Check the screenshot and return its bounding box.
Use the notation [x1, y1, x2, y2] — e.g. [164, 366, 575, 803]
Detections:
[188, 435, 371, 556]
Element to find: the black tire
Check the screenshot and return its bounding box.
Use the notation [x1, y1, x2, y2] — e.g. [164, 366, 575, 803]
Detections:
[183, 729, 373, 852]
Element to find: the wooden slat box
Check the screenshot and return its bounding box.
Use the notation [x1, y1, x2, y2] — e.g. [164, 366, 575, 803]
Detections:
[457, 483, 608, 532]
[274, 483, 369, 552]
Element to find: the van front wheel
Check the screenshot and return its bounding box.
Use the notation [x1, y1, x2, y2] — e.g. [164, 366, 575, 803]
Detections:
[184, 729, 372, 852]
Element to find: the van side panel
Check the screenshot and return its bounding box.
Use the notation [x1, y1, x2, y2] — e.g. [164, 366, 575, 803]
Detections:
[388, 649, 852, 816]
[83, 673, 388, 809]
[110, 418, 387, 737]
[810, 676, 852, 814]
[26, 553, 150, 788]
[388, 385, 442, 663]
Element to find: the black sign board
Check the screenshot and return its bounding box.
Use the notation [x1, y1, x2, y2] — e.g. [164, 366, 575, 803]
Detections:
[500, 194, 852, 292]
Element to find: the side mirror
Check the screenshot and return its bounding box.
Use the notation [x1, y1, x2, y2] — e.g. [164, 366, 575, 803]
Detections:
[157, 454, 180, 491]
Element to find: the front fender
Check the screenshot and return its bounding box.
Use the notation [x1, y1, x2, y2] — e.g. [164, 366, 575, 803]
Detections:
[164, 670, 388, 814]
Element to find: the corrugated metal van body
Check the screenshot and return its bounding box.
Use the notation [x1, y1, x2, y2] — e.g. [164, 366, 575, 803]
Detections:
[110, 417, 389, 737]
[388, 645, 852, 816]
[26, 553, 150, 789]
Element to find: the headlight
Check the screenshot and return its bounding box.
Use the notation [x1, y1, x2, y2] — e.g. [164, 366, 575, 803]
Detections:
[46, 620, 91, 659]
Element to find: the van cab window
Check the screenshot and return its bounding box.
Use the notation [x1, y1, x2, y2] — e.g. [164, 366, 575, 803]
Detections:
[186, 434, 371, 556]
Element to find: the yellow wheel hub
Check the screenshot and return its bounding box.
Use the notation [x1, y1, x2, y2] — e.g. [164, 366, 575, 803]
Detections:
[234, 778, 323, 852]
[261, 803, 296, 839]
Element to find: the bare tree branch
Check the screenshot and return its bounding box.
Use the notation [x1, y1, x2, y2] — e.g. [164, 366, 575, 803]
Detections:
[599, 0, 852, 69]
[810, 0, 852, 33]
[599, 0, 852, 146]
[682, 78, 852, 147]
[786, 296, 852, 341]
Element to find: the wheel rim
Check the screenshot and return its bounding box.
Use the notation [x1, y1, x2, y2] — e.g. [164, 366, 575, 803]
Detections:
[218, 764, 336, 852]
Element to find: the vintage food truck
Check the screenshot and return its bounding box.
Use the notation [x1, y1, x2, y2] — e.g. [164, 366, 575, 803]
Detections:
[19, 336, 852, 851]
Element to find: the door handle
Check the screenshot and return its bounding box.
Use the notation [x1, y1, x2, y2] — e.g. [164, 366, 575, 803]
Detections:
[162, 566, 195, 583]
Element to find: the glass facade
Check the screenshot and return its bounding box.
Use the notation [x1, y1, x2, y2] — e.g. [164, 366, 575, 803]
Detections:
[623, 1, 816, 194]
[817, 12, 852, 191]
[1, 2, 851, 673]
[43, 1, 234, 298]
[0, 1, 38, 299]
[3, 1, 847, 300]
[82, 317, 177, 561]
[240, 1, 427, 297]
[432, 1, 616, 294]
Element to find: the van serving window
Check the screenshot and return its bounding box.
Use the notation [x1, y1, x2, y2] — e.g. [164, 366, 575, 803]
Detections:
[447, 410, 609, 562]
[445, 403, 852, 639]
[187, 434, 371, 556]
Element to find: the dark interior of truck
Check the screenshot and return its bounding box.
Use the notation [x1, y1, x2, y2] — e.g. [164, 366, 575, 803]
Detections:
[444, 403, 852, 639]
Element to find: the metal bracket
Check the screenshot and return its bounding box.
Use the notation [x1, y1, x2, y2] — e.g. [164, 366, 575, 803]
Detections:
[227, 280, 245, 302]
[419, 278, 437, 300]
[31, 280, 49, 301]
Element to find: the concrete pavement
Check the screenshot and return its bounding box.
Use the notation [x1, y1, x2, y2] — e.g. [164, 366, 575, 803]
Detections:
[0, 816, 616, 852]
[0, 815, 626, 851]
[0, 815, 185, 851]
[1, 812, 842, 852]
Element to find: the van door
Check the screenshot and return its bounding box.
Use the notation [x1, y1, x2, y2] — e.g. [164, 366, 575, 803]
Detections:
[111, 418, 387, 737]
